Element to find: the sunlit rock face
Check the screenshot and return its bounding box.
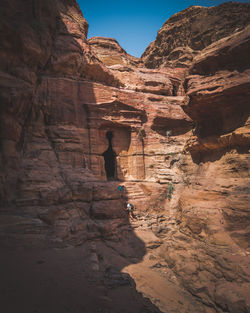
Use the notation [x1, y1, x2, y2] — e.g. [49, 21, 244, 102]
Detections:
[0, 0, 192, 247]
[0, 0, 250, 312]
[141, 2, 250, 68]
[89, 36, 141, 67]
[165, 24, 250, 312]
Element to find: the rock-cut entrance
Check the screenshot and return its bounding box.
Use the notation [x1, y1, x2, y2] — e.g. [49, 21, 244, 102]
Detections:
[102, 131, 116, 180]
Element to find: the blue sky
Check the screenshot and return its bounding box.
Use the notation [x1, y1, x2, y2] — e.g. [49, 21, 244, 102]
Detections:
[77, 0, 250, 57]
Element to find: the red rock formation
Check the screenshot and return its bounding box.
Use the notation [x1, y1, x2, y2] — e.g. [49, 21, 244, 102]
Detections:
[158, 15, 250, 313]
[141, 2, 250, 68]
[0, 1, 250, 313]
[89, 36, 141, 67]
[89, 36, 186, 96]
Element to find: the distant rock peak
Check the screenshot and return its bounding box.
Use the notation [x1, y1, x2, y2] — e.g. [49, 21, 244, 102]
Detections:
[141, 1, 250, 68]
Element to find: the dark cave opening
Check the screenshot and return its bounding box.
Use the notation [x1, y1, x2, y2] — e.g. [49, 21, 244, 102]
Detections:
[102, 131, 117, 180]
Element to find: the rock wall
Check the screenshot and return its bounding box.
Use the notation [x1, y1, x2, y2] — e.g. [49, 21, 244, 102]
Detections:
[141, 2, 250, 68]
[89, 36, 141, 67]
[0, 0, 193, 247]
[0, 1, 250, 313]
[0, 0, 121, 246]
[162, 25, 250, 312]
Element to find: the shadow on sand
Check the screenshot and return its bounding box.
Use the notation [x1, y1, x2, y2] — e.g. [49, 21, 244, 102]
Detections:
[0, 182, 162, 313]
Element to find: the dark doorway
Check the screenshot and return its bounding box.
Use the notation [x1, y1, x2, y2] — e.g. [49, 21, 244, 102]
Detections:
[102, 131, 116, 180]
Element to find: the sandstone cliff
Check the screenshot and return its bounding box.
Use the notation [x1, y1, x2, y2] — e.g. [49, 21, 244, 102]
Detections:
[0, 1, 250, 313]
[89, 36, 141, 67]
[141, 2, 250, 68]
[160, 24, 250, 312]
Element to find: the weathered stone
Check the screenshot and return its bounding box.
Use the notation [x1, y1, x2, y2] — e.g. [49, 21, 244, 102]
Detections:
[0, 1, 250, 313]
[141, 2, 250, 68]
[89, 37, 141, 67]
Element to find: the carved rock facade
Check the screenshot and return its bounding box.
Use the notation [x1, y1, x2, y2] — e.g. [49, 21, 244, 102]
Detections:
[0, 1, 250, 312]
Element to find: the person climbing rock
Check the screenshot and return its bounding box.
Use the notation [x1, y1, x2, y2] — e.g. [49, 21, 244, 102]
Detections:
[118, 185, 125, 192]
[126, 203, 135, 220]
[118, 184, 125, 199]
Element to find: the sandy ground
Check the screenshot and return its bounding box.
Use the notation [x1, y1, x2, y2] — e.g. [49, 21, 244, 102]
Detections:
[0, 243, 162, 313]
[0, 222, 210, 313]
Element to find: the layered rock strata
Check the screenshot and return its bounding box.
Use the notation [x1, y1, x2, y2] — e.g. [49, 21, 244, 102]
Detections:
[89, 36, 141, 67]
[163, 24, 250, 312]
[0, 1, 250, 313]
[142, 2, 250, 68]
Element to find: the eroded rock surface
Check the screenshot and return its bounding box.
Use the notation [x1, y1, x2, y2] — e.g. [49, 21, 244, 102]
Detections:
[141, 2, 250, 68]
[162, 13, 250, 313]
[0, 1, 250, 313]
[89, 36, 141, 67]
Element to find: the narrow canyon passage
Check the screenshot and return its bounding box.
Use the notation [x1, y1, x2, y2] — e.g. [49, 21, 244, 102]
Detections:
[0, 1, 249, 313]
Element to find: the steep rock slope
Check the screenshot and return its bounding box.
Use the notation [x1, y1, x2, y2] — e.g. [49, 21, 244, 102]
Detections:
[0, 1, 250, 313]
[0, 0, 193, 248]
[168, 26, 250, 312]
[0, 1, 163, 312]
[0, 1, 200, 312]
[89, 5, 250, 312]
[141, 2, 250, 68]
[0, 0, 122, 246]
